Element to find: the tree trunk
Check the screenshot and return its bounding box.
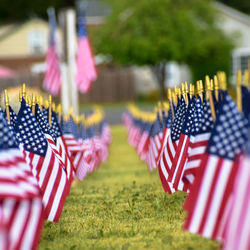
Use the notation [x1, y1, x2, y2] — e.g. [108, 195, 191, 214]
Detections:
[154, 62, 167, 100]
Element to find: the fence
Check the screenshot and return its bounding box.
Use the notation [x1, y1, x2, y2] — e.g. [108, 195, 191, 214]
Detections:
[0, 66, 135, 103]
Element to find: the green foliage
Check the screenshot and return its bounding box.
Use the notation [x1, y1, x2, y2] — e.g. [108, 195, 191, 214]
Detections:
[218, 0, 250, 14]
[0, 0, 74, 22]
[40, 126, 219, 250]
[94, 0, 234, 81]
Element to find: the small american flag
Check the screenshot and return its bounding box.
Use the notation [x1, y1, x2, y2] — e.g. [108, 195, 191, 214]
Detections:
[76, 9, 97, 93]
[168, 97, 197, 190]
[15, 100, 68, 222]
[147, 114, 162, 171]
[182, 97, 214, 194]
[157, 108, 174, 193]
[44, 8, 61, 96]
[184, 91, 248, 240]
[137, 121, 151, 162]
[0, 110, 44, 250]
[223, 128, 250, 250]
[43, 109, 76, 182]
[158, 97, 187, 193]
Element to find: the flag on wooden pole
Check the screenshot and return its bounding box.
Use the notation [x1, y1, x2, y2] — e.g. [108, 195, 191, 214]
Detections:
[76, 9, 97, 93]
[44, 8, 61, 96]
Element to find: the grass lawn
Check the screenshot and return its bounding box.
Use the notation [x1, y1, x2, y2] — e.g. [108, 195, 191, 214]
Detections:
[39, 126, 219, 250]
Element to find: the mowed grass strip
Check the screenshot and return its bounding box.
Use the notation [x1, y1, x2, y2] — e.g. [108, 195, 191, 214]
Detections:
[39, 126, 219, 250]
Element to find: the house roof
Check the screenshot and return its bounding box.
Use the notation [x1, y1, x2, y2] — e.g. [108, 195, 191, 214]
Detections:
[214, 2, 250, 26]
[0, 18, 47, 42]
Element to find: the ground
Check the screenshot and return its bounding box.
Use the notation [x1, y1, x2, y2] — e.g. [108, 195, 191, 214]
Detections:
[39, 125, 219, 250]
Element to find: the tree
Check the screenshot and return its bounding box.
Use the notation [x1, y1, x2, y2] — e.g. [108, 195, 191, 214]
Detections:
[94, 0, 234, 99]
[0, 0, 74, 22]
[218, 0, 250, 14]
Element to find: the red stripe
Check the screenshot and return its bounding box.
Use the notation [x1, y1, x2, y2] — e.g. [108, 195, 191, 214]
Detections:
[198, 158, 223, 234]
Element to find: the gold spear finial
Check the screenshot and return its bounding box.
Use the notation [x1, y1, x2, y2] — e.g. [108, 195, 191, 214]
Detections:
[4, 89, 10, 123]
[48, 95, 52, 126]
[236, 70, 242, 113]
[32, 94, 36, 115]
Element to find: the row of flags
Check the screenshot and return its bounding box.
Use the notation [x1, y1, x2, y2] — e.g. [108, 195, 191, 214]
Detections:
[0, 86, 111, 250]
[44, 7, 97, 96]
[123, 72, 250, 250]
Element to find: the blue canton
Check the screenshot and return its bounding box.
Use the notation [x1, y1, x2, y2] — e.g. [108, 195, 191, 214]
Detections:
[191, 97, 204, 136]
[199, 98, 214, 133]
[35, 105, 56, 141]
[170, 97, 187, 141]
[241, 86, 250, 126]
[14, 99, 48, 156]
[0, 110, 19, 150]
[207, 91, 248, 160]
[181, 97, 196, 136]
[150, 114, 162, 138]
[43, 109, 63, 139]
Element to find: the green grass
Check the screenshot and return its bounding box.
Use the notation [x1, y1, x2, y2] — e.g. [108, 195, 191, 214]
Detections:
[39, 126, 219, 250]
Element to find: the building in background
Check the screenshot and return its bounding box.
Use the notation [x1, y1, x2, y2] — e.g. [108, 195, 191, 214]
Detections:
[215, 2, 250, 83]
[0, 1, 249, 100]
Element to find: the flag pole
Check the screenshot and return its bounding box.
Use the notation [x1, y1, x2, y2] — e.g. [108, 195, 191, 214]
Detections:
[49, 95, 52, 126]
[66, 9, 79, 116]
[4, 89, 10, 123]
[32, 94, 36, 115]
[236, 70, 242, 113]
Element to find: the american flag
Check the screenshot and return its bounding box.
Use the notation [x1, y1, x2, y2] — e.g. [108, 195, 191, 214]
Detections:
[182, 97, 214, 193]
[157, 108, 174, 193]
[158, 97, 187, 193]
[43, 109, 76, 182]
[147, 114, 162, 171]
[14, 99, 68, 222]
[223, 128, 250, 250]
[43, 8, 61, 95]
[156, 109, 172, 164]
[167, 97, 197, 190]
[0, 110, 44, 250]
[137, 121, 151, 162]
[62, 117, 82, 155]
[76, 9, 97, 93]
[184, 91, 248, 240]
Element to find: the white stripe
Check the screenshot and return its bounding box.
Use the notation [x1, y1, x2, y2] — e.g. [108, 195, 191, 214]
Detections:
[188, 146, 206, 156]
[185, 159, 201, 169]
[21, 199, 42, 250]
[168, 137, 176, 158]
[189, 155, 218, 234]
[172, 135, 188, 182]
[48, 166, 67, 221]
[203, 159, 232, 238]
[37, 149, 51, 187]
[9, 200, 29, 250]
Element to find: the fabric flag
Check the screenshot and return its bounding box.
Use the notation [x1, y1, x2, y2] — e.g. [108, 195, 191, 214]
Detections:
[62, 117, 82, 155]
[223, 129, 250, 250]
[157, 108, 174, 193]
[167, 97, 196, 190]
[156, 109, 172, 165]
[44, 8, 61, 95]
[147, 114, 162, 171]
[76, 9, 97, 93]
[15, 99, 68, 222]
[184, 91, 248, 240]
[0, 111, 44, 250]
[43, 109, 75, 182]
[137, 121, 151, 162]
[158, 97, 187, 193]
[182, 97, 214, 191]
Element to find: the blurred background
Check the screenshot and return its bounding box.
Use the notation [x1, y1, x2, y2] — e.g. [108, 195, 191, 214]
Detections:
[0, 0, 249, 122]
